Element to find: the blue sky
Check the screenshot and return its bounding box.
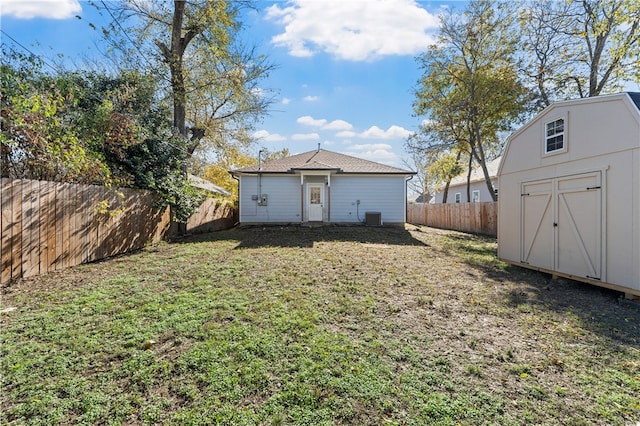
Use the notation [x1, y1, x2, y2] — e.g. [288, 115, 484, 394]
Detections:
[0, 0, 461, 169]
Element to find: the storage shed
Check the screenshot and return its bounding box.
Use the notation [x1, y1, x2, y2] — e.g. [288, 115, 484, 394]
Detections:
[498, 92, 640, 298]
[230, 148, 415, 226]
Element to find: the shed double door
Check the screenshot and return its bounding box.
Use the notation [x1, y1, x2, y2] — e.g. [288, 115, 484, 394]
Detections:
[521, 171, 602, 280]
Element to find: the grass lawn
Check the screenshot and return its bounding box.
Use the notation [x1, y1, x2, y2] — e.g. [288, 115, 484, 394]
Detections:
[1, 225, 639, 425]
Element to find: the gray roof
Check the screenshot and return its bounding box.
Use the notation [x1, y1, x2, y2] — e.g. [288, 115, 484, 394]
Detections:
[231, 149, 415, 175]
[188, 174, 230, 196]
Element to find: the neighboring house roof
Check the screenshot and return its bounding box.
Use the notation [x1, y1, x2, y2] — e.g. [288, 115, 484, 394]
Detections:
[447, 156, 502, 188]
[188, 174, 230, 196]
[231, 149, 415, 175]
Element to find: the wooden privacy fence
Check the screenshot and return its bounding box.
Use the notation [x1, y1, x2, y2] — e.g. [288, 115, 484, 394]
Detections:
[186, 197, 237, 233]
[407, 202, 497, 236]
[1, 178, 236, 285]
[1, 178, 171, 284]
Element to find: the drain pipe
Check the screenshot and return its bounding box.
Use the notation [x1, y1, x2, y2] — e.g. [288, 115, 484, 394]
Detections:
[258, 149, 264, 200]
[231, 173, 241, 227]
[405, 174, 414, 223]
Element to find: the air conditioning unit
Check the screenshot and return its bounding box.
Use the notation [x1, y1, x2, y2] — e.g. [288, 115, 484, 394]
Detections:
[365, 211, 382, 226]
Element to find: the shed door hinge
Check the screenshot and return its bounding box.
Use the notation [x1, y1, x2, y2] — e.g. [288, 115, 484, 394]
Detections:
[521, 193, 530, 196]
[586, 186, 601, 190]
[586, 275, 600, 281]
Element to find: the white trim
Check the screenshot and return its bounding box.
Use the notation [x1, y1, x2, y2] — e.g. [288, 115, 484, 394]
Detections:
[543, 113, 568, 156]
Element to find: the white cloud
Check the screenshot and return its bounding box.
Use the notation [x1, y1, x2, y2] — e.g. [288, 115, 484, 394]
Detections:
[324, 119, 353, 131]
[297, 115, 327, 127]
[359, 125, 412, 139]
[336, 130, 357, 138]
[298, 116, 354, 133]
[282, 98, 292, 105]
[303, 95, 319, 102]
[266, 0, 440, 61]
[350, 143, 394, 151]
[292, 133, 320, 141]
[1, 0, 81, 19]
[253, 129, 286, 142]
[342, 143, 399, 165]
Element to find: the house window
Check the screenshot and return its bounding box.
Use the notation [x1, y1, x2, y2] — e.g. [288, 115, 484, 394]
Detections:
[545, 118, 565, 154]
[472, 190, 480, 203]
[455, 193, 461, 203]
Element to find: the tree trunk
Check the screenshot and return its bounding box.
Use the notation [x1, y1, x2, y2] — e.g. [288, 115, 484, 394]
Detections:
[466, 151, 473, 202]
[442, 180, 451, 204]
[170, 0, 187, 137]
[471, 127, 497, 202]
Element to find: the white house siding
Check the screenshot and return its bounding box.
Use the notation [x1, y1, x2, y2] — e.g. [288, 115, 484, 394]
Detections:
[330, 175, 407, 224]
[238, 175, 301, 223]
[498, 93, 640, 295]
[433, 179, 497, 204]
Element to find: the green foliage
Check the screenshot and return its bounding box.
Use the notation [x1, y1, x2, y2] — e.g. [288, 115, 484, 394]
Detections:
[409, 1, 527, 202]
[1, 46, 200, 222]
[426, 152, 464, 192]
[100, 1, 275, 163]
[1, 47, 111, 183]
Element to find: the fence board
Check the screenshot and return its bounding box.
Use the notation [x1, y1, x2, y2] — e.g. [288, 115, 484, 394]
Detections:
[53, 182, 63, 270]
[1, 179, 12, 282]
[39, 181, 53, 274]
[22, 180, 39, 278]
[408, 202, 497, 236]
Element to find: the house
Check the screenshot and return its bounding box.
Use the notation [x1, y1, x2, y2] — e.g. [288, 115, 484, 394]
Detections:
[432, 156, 501, 204]
[230, 148, 416, 226]
[497, 92, 640, 298]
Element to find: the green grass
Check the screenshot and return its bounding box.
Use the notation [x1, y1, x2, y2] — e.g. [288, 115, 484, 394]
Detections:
[1, 225, 639, 425]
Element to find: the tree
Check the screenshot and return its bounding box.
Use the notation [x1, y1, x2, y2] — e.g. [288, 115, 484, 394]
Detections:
[100, 0, 275, 160]
[0, 48, 110, 183]
[68, 69, 206, 220]
[520, 0, 640, 107]
[1, 45, 203, 220]
[201, 147, 289, 202]
[410, 0, 527, 202]
[403, 153, 430, 203]
[202, 147, 255, 202]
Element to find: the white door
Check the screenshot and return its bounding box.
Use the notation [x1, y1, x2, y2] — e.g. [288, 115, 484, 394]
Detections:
[307, 183, 324, 221]
[520, 172, 602, 280]
[521, 179, 554, 270]
[556, 173, 601, 279]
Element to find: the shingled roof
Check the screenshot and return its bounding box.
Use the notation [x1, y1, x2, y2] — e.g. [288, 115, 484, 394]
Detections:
[231, 149, 415, 175]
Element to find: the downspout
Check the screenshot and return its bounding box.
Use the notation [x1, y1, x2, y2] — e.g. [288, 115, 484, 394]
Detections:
[258, 149, 263, 200]
[300, 173, 304, 222]
[327, 173, 331, 223]
[231, 173, 241, 226]
[405, 174, 414, 224]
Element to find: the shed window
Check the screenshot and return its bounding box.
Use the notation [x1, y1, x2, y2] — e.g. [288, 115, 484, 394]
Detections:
[454, 193, 461, 203]
[472, 190, 480, 203]
[545, 118, 564, 153]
